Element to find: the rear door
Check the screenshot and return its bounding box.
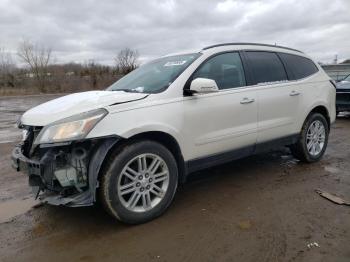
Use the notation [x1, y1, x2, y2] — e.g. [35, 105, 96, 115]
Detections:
[243, 51, 300, 143]
[278, 52, 321, 128]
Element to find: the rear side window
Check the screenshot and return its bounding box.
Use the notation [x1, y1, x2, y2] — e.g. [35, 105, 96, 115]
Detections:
[245, 51, 288, 85]
[278, 53, 319, 80]
[192, 52, 246, 90]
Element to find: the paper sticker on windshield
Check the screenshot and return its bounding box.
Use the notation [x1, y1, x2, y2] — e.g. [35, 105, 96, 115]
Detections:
[164, 61, 187, 67]
[134, 86, 144, 92]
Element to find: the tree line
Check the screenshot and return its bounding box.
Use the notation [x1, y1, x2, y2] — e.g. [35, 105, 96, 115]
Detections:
[0, 40, 139, 95]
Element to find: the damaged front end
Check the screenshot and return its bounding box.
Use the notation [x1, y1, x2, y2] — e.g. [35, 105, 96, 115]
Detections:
[12, 125, 119, 207]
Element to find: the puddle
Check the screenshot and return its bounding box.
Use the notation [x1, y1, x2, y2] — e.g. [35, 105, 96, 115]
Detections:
[0, 198, 39, 223]
[280, 155, 299, 168]
[324, 166, 340, 174]
[281, 155, 294, 160]
[0, 129, 21, 144]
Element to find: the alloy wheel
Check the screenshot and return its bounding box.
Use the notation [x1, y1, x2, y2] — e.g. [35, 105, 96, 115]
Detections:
[117, 153, 170, 212]
[306, 120, 326, 156]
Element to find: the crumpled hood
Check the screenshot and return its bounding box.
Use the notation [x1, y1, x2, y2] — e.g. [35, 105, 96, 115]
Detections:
[21, 91, 148, 126]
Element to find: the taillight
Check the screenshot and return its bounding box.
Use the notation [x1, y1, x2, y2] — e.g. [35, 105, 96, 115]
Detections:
[330, 80, 337, 89]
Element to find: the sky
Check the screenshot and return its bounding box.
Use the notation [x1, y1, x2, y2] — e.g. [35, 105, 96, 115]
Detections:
[0, 0, 349, 65]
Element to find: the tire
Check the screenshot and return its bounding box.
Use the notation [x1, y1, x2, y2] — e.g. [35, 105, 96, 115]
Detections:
[100, 140, 178, 224]
[290, 113, 329, 163]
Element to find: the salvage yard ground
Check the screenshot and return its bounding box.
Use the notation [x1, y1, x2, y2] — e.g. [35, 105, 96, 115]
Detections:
[0, 95, 349, 262]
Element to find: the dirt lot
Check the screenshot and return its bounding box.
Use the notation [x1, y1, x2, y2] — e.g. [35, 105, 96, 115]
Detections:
[0, 95, 349, 262]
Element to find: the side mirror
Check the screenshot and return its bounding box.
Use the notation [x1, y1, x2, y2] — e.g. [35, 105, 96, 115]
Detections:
[189, 78, 219, 94]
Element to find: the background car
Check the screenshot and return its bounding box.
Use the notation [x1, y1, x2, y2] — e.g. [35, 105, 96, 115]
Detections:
[336, 74, 350, 114]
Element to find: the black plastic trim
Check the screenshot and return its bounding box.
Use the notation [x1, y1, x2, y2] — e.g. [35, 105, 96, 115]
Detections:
[255, 134, 299, 154]
[187, 145, 254, 173]
[108, 95, 149, 106]
[330, 80, 337, 89]
[186, 134, 299, 174]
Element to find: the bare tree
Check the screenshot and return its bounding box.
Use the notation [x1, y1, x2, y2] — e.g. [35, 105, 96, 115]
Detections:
[115, 48, 139, 74]
[0, 47, 14, 72]
[17, 40, 52, 92]
[0, 47, 16, 87]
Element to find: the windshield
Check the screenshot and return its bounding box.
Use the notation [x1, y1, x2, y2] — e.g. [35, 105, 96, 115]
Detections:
[107, 53, 201, 93]
[344, 74, 350, 81]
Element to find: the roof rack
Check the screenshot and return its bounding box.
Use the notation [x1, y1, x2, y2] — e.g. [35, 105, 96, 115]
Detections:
[202, 43, 303, 53]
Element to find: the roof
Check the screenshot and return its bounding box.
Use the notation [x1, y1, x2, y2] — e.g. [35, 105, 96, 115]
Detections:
[202, 43, 303, 53]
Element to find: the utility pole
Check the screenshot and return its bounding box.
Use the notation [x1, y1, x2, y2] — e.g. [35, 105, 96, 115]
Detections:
[333, 54, 338, 64]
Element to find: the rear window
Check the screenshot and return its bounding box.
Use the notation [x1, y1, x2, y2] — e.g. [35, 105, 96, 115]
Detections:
[245, 51, 288, 85]
[278, 53, 319, 80]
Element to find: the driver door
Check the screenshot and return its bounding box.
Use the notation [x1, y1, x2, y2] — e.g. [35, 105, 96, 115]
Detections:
[183, 52, 258, 166]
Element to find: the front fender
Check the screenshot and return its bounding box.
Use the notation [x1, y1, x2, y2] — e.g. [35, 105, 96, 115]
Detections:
[120, 123, 182, 142]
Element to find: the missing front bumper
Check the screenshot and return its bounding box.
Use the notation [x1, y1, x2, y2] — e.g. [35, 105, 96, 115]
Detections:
[11, 137, 120, 207]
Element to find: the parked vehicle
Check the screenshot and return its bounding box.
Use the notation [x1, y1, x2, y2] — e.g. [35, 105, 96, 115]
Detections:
[12, 43, 336, 224]
[336, 74, 350, 114]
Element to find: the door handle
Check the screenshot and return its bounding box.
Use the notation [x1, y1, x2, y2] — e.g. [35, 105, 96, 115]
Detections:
[240, 97, 255, 104]
[290, 90, 300, 96]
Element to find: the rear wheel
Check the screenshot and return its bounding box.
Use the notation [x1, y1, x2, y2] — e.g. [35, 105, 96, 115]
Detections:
[100, 140, 178, 224]
[290, 113, 329, 163]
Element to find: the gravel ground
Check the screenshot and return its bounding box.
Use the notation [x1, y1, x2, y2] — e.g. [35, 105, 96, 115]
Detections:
[0, 95, 349, 262]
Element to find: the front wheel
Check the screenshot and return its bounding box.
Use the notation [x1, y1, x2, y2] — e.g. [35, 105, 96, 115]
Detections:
[100, 140, 178, 224]
[290, 113, 329, 163]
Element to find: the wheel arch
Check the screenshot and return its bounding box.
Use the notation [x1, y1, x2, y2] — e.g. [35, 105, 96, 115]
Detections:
[290, 104, 330, 163]
[294, 104, 331, 138]
[127, 131, 187, 184]
[97, 131, 187, 187]
[309, 105, 331, 130]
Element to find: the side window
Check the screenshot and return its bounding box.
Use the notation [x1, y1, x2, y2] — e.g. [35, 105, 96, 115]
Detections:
[192, 52, 246, 90]
[245, 51, 288, 85]
[278, 53, 319, 80]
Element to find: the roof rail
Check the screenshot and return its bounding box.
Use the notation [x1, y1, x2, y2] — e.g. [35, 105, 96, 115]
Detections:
[202, 43, 303, 53]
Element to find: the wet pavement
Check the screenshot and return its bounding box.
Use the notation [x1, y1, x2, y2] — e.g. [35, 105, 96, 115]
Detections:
[0, 94, 63, 144]
[0, 95, 62, 226]
[0, 95, 349, 262]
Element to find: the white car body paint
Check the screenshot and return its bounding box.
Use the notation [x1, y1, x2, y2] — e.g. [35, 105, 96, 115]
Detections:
[21, 91, 147, 126]
[21, 44, 336, 162]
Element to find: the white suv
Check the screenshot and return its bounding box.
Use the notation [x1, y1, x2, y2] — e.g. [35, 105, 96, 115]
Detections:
[12, 43, 336, 224]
